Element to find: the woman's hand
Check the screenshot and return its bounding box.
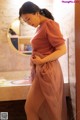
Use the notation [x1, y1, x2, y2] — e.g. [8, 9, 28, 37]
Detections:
[31, 55, 44, 65]
[31, 44, 66, 65]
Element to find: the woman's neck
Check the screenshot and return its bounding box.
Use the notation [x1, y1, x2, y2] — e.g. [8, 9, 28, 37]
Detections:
[39, 15, 48, 24]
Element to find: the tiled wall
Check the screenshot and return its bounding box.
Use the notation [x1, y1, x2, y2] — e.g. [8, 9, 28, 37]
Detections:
[0, 0, 31, 71]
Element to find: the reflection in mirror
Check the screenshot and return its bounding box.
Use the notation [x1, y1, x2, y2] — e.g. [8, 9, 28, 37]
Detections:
[9, 28, 18, 50]
[8, 18, 36, 55]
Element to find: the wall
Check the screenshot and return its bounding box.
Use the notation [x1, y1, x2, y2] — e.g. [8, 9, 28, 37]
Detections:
[0, 0, 30, 71]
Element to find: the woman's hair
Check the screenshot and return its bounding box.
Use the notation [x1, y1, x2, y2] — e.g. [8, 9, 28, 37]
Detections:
[19, 1, 54, 21]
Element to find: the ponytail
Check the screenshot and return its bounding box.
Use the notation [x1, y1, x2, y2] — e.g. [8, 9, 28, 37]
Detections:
[39, 9, 54, 21]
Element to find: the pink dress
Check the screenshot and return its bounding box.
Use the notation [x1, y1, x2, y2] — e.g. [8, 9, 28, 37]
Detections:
[26, 19, 67, 120]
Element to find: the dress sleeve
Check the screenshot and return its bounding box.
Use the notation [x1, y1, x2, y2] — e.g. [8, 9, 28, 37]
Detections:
[46, 20, 65, 47]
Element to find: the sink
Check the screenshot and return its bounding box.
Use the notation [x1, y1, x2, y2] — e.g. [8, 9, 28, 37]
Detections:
[11, 79, 32, 86]
[0, 78, 32, 87]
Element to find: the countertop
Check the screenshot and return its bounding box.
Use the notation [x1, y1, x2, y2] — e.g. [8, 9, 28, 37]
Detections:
[0, 71, 70, 101]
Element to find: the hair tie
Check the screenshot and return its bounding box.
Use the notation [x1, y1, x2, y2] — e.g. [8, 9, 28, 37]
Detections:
[40, 9, 45, 16]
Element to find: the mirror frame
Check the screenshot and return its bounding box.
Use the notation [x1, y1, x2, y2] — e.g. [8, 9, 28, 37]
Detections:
[7, 18, 32, 56]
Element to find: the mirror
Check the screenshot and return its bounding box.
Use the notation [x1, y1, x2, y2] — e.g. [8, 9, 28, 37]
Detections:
[7, 18, 36, 55]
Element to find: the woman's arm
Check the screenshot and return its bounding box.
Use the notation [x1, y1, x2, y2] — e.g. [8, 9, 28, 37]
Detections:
[31, 43, 66, 65]
[42, 43, 66, 63]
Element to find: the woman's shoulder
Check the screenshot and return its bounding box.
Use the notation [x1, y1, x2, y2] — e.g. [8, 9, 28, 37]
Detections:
[44, 19, 59, 31]
[43, 19, 59, 28]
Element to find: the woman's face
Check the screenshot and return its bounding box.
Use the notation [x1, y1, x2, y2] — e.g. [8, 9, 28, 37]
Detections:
[21, 13, 40, 27]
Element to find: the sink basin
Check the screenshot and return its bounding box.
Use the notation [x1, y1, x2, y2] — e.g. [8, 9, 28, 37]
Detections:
[11, 79, 32, 85]
[0, 78, 32, 87]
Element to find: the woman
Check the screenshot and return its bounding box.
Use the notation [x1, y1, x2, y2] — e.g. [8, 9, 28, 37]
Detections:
[19, 1, 67, 120]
